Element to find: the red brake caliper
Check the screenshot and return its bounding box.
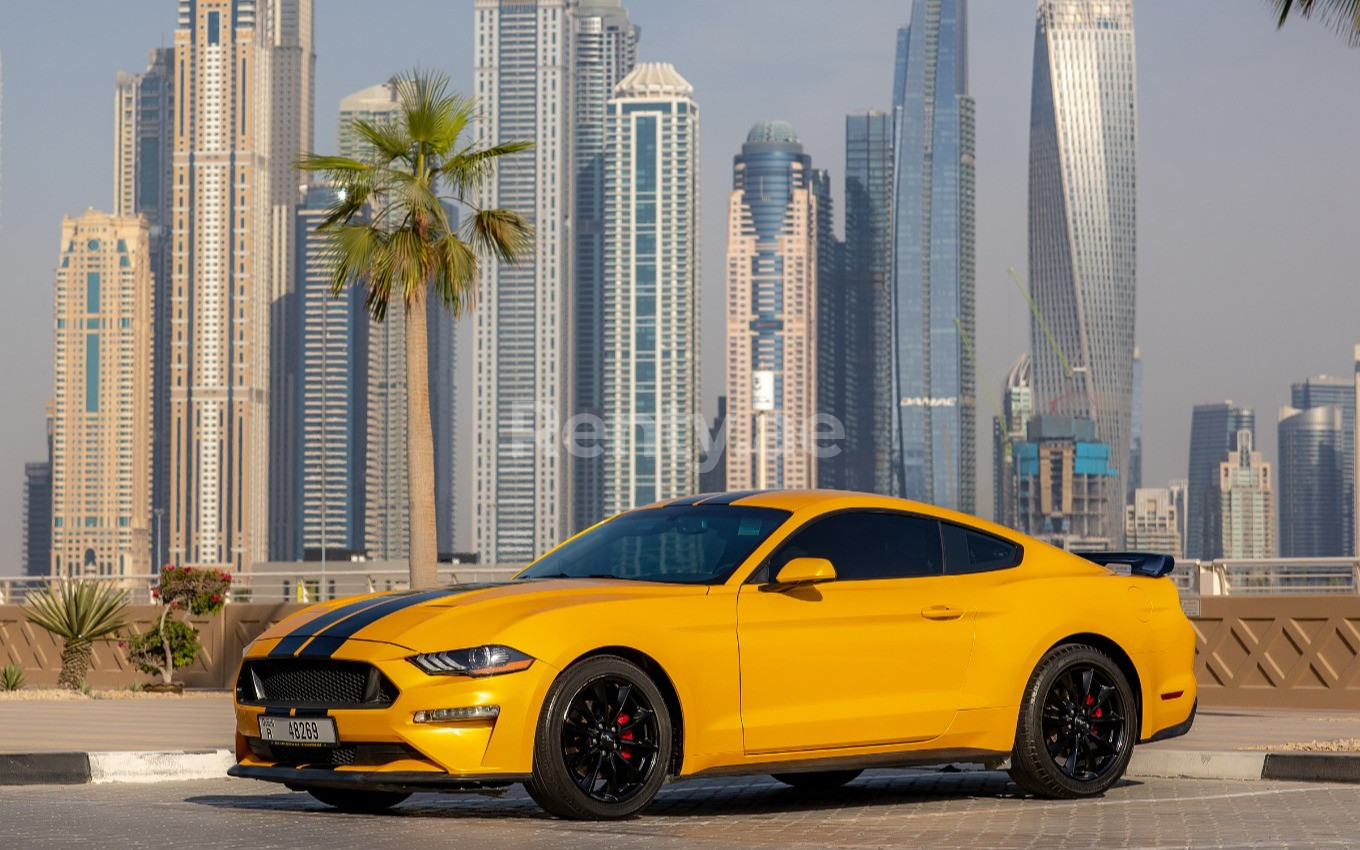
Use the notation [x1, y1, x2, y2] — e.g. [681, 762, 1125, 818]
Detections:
[617, 713, 633, 759]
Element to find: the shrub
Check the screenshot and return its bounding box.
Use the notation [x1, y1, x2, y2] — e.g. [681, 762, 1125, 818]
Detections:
[0, 664, 25, 691]
[125, 565, 231, 688]
[24, 580, 130, 690]
[124, 619, 201, 682]
[155, 566, 232, 615]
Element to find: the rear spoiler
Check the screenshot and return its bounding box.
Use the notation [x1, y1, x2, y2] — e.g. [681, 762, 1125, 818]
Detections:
[1073, 551, 1176, 579]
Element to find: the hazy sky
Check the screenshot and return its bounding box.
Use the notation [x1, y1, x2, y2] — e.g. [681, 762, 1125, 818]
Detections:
[1, 1, 1358, 574]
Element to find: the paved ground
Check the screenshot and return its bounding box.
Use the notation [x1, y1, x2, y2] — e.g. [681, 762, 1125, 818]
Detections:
[2, 771, 1358, 849]
[4, 693, 1359, 754]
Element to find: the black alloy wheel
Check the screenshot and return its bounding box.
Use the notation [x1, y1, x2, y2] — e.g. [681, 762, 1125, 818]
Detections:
[526, 655, 673, 820]
[305, 787, 411, 813]
[1009, 644, 1137, 798]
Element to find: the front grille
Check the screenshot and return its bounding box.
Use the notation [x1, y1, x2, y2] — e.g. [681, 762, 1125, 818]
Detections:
[236, 659, 398, 708]
[249, 740, 419, 767]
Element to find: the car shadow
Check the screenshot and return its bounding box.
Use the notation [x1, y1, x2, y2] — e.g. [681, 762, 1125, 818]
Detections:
[188, 769, 1145, 820]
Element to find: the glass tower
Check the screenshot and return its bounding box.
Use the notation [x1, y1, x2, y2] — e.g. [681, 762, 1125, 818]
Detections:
[1028, 0, 1137, 545]
[891, 0, 976, 513]
[601, 63, 699, 513]
[1291, 375, 1355, 555]
[1186, 402, 1255, 559]
[1279, 405, 1347, 557]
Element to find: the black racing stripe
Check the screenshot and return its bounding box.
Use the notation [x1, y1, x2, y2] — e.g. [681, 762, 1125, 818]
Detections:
[264, 706, 291, 717]
[704, 490, 762, 505]
[268, 593, 410, 658]
[294, 587, 475, 659]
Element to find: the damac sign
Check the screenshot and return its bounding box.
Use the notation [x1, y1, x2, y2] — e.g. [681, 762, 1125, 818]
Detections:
[900, 397, 958, 407]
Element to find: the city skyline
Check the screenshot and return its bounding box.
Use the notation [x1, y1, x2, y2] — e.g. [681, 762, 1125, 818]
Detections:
[3, 1, 1360, 571]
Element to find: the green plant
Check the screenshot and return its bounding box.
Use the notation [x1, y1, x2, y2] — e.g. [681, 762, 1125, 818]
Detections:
[79, 679, 92, 696]
[24, 580, 130, 690]
[124, 619, 200, 683]
[0, 664, 25, 691]
[128, 680, 144, 693]
[154, 565, 231, 615]
[298, 69, 532, 589]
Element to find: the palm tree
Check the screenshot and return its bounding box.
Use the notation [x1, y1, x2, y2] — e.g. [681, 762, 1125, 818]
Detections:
[299, 70, 532, 589]
[25, 580, 130, 690]
[1272, 0, 1360, 44]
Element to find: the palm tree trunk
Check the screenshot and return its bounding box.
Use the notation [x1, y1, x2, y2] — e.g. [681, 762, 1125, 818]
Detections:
[405, 293, 440, 589]
[58, 639, 92, 691]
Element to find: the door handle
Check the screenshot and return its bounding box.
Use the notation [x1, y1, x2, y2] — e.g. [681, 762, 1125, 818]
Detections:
[921, 604, 965, 621]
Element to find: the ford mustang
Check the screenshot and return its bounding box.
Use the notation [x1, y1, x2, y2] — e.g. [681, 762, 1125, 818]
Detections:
[228, 490, 1197, 819]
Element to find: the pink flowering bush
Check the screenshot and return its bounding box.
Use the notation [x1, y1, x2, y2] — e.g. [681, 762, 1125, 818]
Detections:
[124, 565, 233, 686]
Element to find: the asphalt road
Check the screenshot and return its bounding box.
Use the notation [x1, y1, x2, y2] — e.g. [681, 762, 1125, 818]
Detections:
[2, 770, 1357, 849]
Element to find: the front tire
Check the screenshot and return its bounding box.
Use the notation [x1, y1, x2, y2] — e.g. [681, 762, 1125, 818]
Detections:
[1008, 644, 1137, 799]
[305, 787, 410, 813]
[525, 655, 673, 820]
[770, 769, 862, 791]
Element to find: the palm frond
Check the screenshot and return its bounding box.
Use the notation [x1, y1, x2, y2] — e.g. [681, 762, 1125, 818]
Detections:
[441, 139, 534, 197]
[24, 581, 130, 642]
[463, 207, 534, 265]
[349, 117, 413, 165]
[429, 233, 480, 316]
[1273, 0, 1360, 45]
[396, 70, 455, 151]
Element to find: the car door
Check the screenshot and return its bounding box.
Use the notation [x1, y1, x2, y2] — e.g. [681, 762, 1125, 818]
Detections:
[735, 510, 976, 755]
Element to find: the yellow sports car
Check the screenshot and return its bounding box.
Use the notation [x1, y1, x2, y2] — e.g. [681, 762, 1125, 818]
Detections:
[229, 490, 1196, 819]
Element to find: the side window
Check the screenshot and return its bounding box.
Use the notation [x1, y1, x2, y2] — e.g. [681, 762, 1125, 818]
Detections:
[766, 511, 943, 581]
[941, 523, 1022, 574]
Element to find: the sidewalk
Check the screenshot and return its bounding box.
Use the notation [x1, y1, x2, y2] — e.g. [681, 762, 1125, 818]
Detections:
[2, 693, 1359, 785]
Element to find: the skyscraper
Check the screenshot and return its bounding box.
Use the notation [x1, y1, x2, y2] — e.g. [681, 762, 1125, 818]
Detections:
[1279, 405, 1346, 557]
[1291, 374, 1354, 555]
[812, 167, 847, 489]
[1186, 402, 1255, 559]
[23, 462, 52, 577]
[724, 121, 819, 491]
[1028, 0, 1137, 544]
[295, 185, 367, 556]
[601, 63, 698, 513]
[170, 0, 311, 571]
[573, 1, 638, 531]
[891, 0, 976, 513]
[1214, 430, 1274, 559]
[1128, 348, 1142, 503]
[1013, 415, 1116, 550]
[113, 48, 174, 560]
[844, 111, 895, 495]
[50, 212, 152, 576]
[265, 0, 317, 561]
[995, 353, 1034, 528]
[335, 82, 458, 560]
[474, 0, 575, 563]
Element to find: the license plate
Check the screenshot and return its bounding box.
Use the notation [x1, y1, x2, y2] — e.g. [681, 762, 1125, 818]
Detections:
[257, 716, 339, 745]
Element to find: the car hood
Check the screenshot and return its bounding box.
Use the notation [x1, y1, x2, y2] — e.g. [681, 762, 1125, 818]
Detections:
[255, 579, 710, 656]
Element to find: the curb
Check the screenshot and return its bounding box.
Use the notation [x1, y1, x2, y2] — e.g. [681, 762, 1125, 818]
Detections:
[1129, 749, 1360, 784]
[0, 750, 234, 786]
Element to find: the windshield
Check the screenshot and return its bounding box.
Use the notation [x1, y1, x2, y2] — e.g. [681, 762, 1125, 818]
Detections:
[517, 505, 791, 585]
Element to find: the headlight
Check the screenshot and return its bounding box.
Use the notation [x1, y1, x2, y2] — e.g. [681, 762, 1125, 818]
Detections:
[408, 645, 535, 677]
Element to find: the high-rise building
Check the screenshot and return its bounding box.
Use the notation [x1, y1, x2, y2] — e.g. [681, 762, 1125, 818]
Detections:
[114, 48, 174, 558]
[1291, 374, 1354, 555]
[995, 353, 1034, 528]
[264, 0, 316, 561]
[1014, 415, 1116, 550]
[170, 0, 312, 571]
[724, 121, 819, 491]
[295, 185, 367, 556]
[23, 461, 52, 577]
[1278, 405, 1347, 557]
[812, 167, 848, 490]
[1028, 0, 1137, 544]
[1128, 348, 1142, 503]
[1125, 487, 1182, 558]
[1186, 402, 1255, 559]
[572, 1, 638, 531]
[1213, 430, 1274, 559]
[337, 80, 398, 159]
[474, 0, 575, 563]
[1168, 478, 1188, 551]
[600, 63, 698, 513]
[699, 396, 728, 494]
[890, 0, 976, 512]
[844, 111, 894, 495]
[50, 212, 152, 576]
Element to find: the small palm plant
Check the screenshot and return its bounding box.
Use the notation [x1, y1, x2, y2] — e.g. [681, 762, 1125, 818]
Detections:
[0, 664, 25, 692]
[298, 69, 532, 589]
[24, 581, 130, 691]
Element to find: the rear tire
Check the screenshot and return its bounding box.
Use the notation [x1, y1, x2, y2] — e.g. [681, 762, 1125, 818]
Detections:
[305, 787, 410, 813]
[525, 655, 673, 820]
[770, 769, 862, 791]
[1008, 644, 1137, 799]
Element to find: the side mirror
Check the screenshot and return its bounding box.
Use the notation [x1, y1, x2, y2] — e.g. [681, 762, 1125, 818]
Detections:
[767, 557, 837, 591]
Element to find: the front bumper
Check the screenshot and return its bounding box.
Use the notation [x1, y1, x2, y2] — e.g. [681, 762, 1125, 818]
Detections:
[232, 638, 558, 782]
